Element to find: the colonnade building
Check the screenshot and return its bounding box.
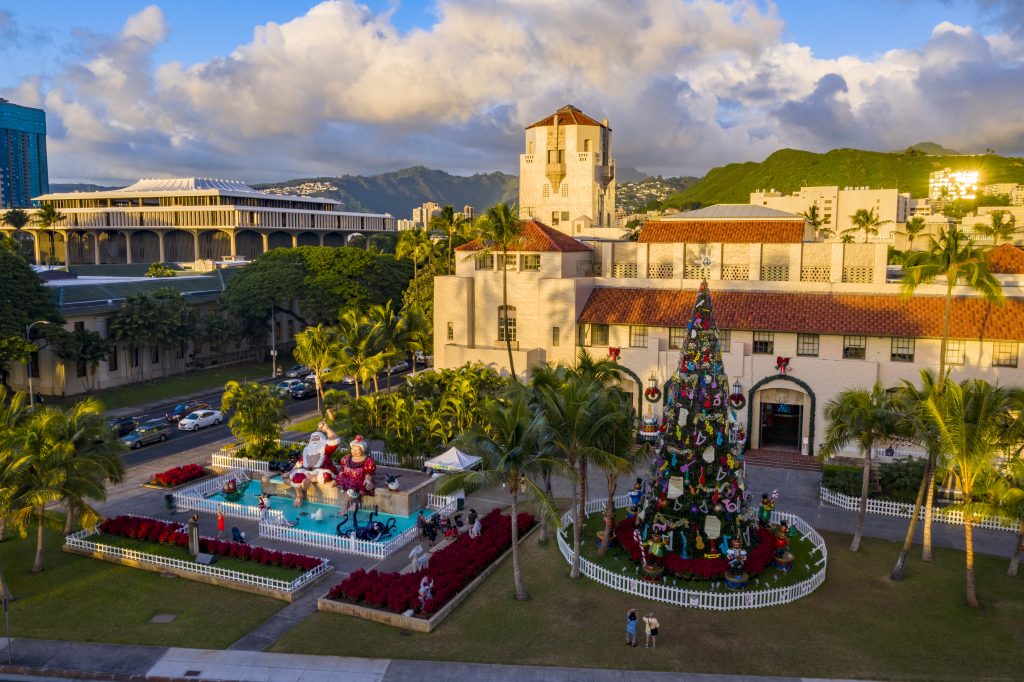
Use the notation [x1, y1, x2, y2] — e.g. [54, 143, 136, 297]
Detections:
[435, 204, 1024, 459]
[11, 177, 396, 267]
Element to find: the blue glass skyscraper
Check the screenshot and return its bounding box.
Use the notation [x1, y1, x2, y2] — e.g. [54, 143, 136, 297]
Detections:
[0, 98, 49, 208]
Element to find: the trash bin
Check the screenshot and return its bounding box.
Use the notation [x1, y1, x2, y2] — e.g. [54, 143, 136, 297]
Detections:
[164, 494, 177, 512]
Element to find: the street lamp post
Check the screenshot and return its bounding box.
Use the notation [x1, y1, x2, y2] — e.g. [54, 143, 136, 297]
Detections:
[26, 319, 49, 408]
[270, 307, 277, 379]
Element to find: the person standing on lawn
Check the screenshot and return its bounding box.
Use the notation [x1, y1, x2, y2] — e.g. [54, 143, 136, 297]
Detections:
[625, 609, 638, 647]
[643, 612, 660, 648]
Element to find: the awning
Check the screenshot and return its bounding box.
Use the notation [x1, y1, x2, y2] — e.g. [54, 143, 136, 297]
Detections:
[424, 447, 482, 472]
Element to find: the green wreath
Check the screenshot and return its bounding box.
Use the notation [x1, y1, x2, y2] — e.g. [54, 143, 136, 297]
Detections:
[644, 387, 662, 403]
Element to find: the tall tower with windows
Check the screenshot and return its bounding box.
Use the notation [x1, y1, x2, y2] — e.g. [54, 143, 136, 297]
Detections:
[518, 105, 616, 237]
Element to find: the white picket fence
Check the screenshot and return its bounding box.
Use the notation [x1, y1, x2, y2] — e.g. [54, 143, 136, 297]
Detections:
[556, 495, 828, 611]
[819, 486, 1020, 532]
[211, 453, 271, 474]
[174, 470, 457, 558]
[64, 528, 331, 594]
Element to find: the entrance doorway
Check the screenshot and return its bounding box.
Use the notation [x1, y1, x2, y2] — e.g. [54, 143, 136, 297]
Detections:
[759, 402, 802, 450]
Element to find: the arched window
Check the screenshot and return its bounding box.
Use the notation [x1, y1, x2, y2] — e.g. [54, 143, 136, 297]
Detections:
[498, 306, 517, 343]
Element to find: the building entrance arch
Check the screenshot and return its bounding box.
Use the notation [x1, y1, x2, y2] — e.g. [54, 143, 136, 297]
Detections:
[236, 230, 263, 260]
[164, 230, 195, 262]
[130, 229, 160, 264]
[296, 231, 320, 247]
[746, 375, 816, 456]
[267, 231, 291, 250]
[324, 232, 345, 247]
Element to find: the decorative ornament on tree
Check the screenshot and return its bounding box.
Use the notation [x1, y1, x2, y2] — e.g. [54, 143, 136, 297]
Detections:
[775, 356, 791, 374]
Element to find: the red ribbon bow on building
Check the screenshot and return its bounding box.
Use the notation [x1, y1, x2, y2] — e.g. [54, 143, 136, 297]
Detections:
[775, 356, 791, 374]
[608, 347, 621, 361]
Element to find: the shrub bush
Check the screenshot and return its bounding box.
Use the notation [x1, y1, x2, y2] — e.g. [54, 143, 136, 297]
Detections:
[822, 464, 862, 497]
[97, 515, 324, 572]
[327, 509, 536, 617]
[148, 463, 207, 487]
[879, 457, 927, 503]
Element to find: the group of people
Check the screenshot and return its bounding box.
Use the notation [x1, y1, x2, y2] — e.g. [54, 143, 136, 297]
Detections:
[625, 609, 660, 648]
[416, 508, 481, 546]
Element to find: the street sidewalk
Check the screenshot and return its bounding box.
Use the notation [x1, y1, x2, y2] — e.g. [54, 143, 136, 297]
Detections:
[0, 638, 872, 682]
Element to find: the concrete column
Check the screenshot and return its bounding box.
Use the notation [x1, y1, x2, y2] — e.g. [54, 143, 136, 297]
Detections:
[789, 243, 802, 282]
[830, 243, 844, 283]
[94, 233, 101, 265]
[291, 233, 298, 248]
[261, 232, 269, 253]
[749, 243, 761, 281]
[192, 231, 200, 261]
[711, 243, 723, 280]
[872, 242, 888, 284]
[601, 242, 613, 277]
[60, 231, 70, 267]
[637, 242, 649, 279]
[125, 231, 133, 264]
[32, 230, 41, 265]
[229, 230, 238, 258]
[157, 231, 166, 263]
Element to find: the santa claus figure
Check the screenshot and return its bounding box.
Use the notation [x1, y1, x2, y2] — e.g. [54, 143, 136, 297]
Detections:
[286, 419, 340, 507]
[337, 435, 376, 505]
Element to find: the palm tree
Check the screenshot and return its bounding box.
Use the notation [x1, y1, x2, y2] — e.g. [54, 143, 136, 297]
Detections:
[401, 307, 429, 378]
[819, 383, 900, 552]
[896, 215, 927, 252]
[31, 204, 66, 265]
[293, 323, 338, 412]
[476, 203, 525, 379]
[989, 457, 1024, 576]
[1, 208, 30, 230]
[538, 371, 626, 578]
[429, 205, 470, 273]
[901, 226, 1003, 560]
[436, 385, 560, 601]
[0, 387, 29, 542]
[842, 207, 888, 243]
[368, 302, 404, 390]
[335, 309, 385, 398]
[801, 205, 831, 239]
[396, 229, 433, 284]
[921, 378, 1013, 607]
[974, 210, 1018, 245]
[221, 381, 287, 456]
[595, 390, 643, 557]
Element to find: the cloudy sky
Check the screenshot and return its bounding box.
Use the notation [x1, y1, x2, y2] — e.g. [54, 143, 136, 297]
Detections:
[1, 0, 1023, 185]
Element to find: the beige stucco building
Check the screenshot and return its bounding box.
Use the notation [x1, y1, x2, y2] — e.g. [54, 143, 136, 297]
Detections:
[750, 186, 910, 240]
[434, 206, 1024, 459]
[518, 105, 618, 239]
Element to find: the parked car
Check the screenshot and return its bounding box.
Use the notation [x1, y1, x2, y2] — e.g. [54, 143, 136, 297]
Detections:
[287, 382, 317, 400]
[275, 379, 305, 395]
[177, 410, 224, 431]
[105, 416, 139, 437]
[387, 360, 410, 375]
[340, 375, 356, 385]
[120, 421, 171, 449]
[284, 364, 312, 378]
[414, 351, 433, 366]
[166, 401, 211, 423]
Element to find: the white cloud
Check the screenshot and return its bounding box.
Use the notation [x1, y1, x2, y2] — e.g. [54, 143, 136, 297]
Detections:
[3, 0, 1024, 185]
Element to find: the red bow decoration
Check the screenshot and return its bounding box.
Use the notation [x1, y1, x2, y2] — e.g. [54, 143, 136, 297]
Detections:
[608, 347, 621, 361]
[776, 356, 791, 374]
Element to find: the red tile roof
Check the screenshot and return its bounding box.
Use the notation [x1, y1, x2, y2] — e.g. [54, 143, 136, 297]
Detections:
[455, 219, 591, 253]
[526, 105, 608, 130]
[639, 220, 807, 244]
[578, 287, 1024, 341]
[987, 244, 1024, 274]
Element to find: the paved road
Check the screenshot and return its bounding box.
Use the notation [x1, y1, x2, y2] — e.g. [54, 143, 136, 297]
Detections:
[118, 370, 413, 466]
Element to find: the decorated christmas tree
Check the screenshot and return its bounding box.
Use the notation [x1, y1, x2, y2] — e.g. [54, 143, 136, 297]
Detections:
[628, 280, 759, 581]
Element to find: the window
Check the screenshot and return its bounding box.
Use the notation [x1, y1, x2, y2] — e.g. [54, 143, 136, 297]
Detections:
[552, 326, 560, 347]
[629, 326, 648, 348]
[584, 139, 591, 152]
[993, 341, 1019, 368]
[76, 359, 87, 378]
[497, 254, 517, 270]
[945, 339, 964, 366]
[74, 321, 85, 333]
[522, 254, 540, 271]
[29, 351, 39, 378]
[287, 320, 295, 337]
[561, 211, 569, 222]
[753, 331, 774, 355]
[129, 346, 140, 369]
[843, 336, 866, 360]
[447, 322, 454, 342]
[274, 321, 282, 341]
[109, 345, 118, 372]
[669, 327, 686, 349]
[719, 329, 731, 351]
[151, 346, 160, 364]
[891, 337, 915, 362]
[498, 306, 517, 342]
[178, 340, 187, 359]
[579, 323, 609, 347]
[475, 253, 494, 270]
[551, 211, 560, 225]
[797, 333, 819, 357]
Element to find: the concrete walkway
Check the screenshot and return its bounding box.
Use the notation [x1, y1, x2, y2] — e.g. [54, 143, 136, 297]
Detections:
[0, 638, 871, 682]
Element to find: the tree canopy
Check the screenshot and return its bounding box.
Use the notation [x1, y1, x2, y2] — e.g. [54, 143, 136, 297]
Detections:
[0, 244, 62, 385]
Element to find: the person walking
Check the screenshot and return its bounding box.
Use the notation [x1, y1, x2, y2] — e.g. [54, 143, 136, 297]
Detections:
[625, 609, 638, 647]
[216, 507, 226, 540]
[643, 612, 660, 648]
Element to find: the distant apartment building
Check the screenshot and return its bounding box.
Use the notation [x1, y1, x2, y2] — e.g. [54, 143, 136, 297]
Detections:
[929, 168, 978, 207]
[460, 205, 475, 221]
[412, 201, 441, 228]
[980, 183, 1024, 206]
[749, 186, 910, 240]
[0, 98, 49, 208]
[4, 177, 395, 266]
[518, 104, 618, 238]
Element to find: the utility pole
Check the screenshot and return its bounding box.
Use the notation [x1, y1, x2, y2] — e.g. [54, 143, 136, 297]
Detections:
[270, 307, 277, 379]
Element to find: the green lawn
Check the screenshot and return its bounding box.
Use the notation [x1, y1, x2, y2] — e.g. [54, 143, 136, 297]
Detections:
[289, 415, 321, 433]
[85, 361, 276, 411]
[89, 534, 305, 582]
[273, 531, 1024, 681]
[574, 509, 817, 590]
[0, 528, 285, 648]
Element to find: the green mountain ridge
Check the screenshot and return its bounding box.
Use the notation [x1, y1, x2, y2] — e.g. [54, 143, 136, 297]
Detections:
[253, 167, 519, 216]
[662, 147, 1024, 210]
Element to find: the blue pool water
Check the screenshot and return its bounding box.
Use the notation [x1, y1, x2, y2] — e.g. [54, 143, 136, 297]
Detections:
[209, 480, 429, 539]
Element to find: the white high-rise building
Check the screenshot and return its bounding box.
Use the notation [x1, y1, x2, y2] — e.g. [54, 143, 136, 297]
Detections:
[518, 105, 617, 238]
[750, 186, 911, 240]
